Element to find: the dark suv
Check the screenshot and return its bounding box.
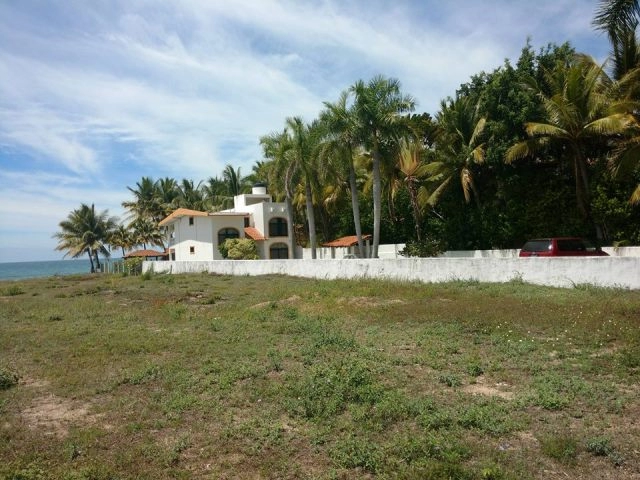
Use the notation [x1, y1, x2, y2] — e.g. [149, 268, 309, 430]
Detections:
[518, 237, 609, 257]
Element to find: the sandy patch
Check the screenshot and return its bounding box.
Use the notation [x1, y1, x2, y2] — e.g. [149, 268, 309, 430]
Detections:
[250, 295, 301, 309]
[463, 376, 515, 400]
[337, 297, 405, 308]
[21, 394, 99, 438]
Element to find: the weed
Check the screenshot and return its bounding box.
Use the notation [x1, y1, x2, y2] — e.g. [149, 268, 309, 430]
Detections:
[618, 346, 640, 369]
[438, 373, 461, 387]
[0, 367, 18, 390]
[3, 284, 25, 296]
[330, 434, 382, 473]
[467, 362, 484, 377]
[540, 433, 578, 464]
[585, 437, 613, 456]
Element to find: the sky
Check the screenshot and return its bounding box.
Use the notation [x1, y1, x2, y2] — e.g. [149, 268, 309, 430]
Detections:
[0, 0, 611, 262]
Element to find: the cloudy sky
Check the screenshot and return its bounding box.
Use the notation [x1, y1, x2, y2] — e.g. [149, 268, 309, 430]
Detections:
[0, 0, 609, 262]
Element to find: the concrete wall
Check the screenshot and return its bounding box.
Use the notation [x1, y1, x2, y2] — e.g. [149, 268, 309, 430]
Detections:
[302, 245, 640, 259]
[144, 257, 640, 289]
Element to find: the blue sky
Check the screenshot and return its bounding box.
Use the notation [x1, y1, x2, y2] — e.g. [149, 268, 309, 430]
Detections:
[0, 1, 610, 262]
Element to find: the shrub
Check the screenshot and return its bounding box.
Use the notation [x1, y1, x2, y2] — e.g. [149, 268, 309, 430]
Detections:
[0, 367, 19, 390]
[540, 433, 578, 464]
[399, 237, 446, 258]
[218, 238, 259, 259]
[4, 284, 25, 296]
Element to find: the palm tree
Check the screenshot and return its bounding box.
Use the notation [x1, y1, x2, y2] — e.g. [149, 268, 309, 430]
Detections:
[506, 55, 636, 236]
[594, 0, 640, 79]
[260, 129, 298, 258]
[109, 224, 134, 257]
[175, 179, 206, 210]
[222, 165, 248, 197]
[130, 218, 165, 250]
[394, 138, 430, 241]
[350, 76, 416, 258]
[286, 116, 318, 259]
[425, 96, 487, 207]
[54, 204, 117, 273]
[155, 177, 180, 219]
[319, 90, 367, 257]
[122, 177, 162, 223]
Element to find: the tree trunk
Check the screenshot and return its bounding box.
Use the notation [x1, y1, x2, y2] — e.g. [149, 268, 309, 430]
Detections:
[93, 250, 101, 272]
[372, 148, 382, 258]
[348, 154, 366, 258]
[285, 196, 296, 259]
[407, 180, 422, 242]
[87, 250, 95, 273]
[305, 178, 317, 259]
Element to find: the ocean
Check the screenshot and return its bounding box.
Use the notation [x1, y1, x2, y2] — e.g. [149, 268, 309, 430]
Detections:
[0, 259, 97, 281]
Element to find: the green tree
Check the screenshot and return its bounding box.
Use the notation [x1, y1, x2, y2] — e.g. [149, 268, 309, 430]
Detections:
[351, 75, 415, 257]
[506, 55, 636, 237]
[319, 91, 367, 256]
[109, 224, 134, 257]
[286, 116, 318, 258]
[54, 204, 117, 273]
[260, 129, 298, 258]
[426, 96, 487, 208]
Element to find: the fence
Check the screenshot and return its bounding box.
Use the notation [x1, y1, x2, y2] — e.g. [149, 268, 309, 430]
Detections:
[144, 256, 640, 289]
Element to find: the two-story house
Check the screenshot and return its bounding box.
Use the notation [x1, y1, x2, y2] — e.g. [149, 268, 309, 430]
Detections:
[159, 184, 292, 260]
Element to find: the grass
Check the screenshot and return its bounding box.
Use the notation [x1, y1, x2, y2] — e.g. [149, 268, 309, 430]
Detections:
[0, 273, 639, 479]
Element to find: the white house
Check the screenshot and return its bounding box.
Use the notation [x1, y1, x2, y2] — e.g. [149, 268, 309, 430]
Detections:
[159, 184, 293, 261]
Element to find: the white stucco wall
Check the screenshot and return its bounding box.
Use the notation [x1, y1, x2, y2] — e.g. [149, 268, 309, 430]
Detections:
[302, 245, 640, 259]
[144, 257, 640, 289]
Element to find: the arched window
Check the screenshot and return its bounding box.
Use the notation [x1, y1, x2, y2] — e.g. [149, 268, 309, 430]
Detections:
[269, 243, 289, 259]
[269, 218, 288, 237]
[217, 227, 239, 246]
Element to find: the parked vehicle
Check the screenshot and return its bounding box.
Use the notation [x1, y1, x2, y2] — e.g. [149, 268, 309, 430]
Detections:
[518, 237, 609, 257]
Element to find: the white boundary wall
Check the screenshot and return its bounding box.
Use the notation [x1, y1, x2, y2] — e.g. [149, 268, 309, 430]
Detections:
[144, 257, 640, 289]
[303, 245, 640, 259]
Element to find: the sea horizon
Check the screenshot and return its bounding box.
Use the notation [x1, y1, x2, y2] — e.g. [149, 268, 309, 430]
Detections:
[0, 258, 124, 281]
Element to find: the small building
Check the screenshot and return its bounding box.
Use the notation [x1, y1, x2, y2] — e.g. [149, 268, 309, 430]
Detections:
[124, 249, 168, 261]
[322, 234, 372, 258]
[159, 184, 293, 261]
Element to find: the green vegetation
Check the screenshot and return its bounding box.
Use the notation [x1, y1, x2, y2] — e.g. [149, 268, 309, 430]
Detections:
[218, 238, 260, 260]
[1, 273, 638, 479]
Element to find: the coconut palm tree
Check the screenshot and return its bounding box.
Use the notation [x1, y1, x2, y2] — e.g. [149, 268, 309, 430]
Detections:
[175, 179, 206, 211]
[222, 165, 249, 197]
[425, 96, 487, 208]
[122, 177, 162, 223]
[319, 90, 367, 256]
[260, 129, 298, 258]
[594, 0, 640, 79]
[109, 224, 134, 257]
[130, 217, 165, 250]
[286, 116, 318, 259]
[350, 76, 415, 258]
[54, 204, 117, 273]
[506, 55, 636, 236]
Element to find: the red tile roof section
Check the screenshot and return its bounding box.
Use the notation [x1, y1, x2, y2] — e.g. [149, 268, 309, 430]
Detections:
[124, 249, 167, 258]
[244, 227, 266, 241]
[159, 208, 208, 226]
[322, 234, 372, 248]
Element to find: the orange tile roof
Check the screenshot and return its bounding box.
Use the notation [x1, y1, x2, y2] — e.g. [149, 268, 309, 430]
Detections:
[159, 208, 208, 226]
[244, 226, 266, 241]
[124, 249, 167, 258]
[322, 234, 372, 248]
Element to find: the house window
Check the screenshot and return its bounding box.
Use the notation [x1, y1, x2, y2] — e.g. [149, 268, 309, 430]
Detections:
[217, 227, 240, 245]
[269, 243, 289, 259]
[189, 246, 195, 254]
[189, 216, 194, 226]
[269, 218, 288, 237]
[244, 217, 250, 228]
